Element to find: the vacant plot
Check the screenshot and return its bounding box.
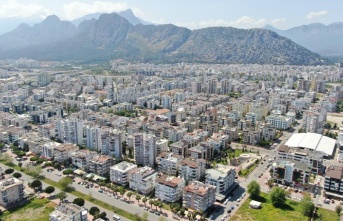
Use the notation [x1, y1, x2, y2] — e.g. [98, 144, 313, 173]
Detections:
[231, 193, 338, 221]
[1, 198, 56, 221]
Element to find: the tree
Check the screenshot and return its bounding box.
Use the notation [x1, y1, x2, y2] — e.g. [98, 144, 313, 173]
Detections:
[336, 205, 342, 216]
[142, 197, 148, 208]
[136, 194, 141, 204]
[127, 191, 133, 202]
[267, 179, 274, 189]
[62, 169, 73, 175]
[44, 186, 55, 196]
[149, 199, 154, 209]
[18, 162, 22, 170]
[58, 177, 73, 191]
[30, 179, 42, 191]
[247, 180, 260, 199]
[56, 191, 67, 201]
[89, 206, 100, 216]
[157, 201, 163, 212]
[300, 193, 315, 217]
[96, 211, 106, 220]
[13, 172, 22, 179]
[73, 198, 85, 207]
[270, 186, 286, 207]
[4, 168, 14, 174]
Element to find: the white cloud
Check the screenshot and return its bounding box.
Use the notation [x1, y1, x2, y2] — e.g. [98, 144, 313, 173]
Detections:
[0, 0, 53, 18]
[63, 1, 129, 20]
[306, 10, 328, 19]
[271, 18, 286, 25]
[175, 16, 267, 29]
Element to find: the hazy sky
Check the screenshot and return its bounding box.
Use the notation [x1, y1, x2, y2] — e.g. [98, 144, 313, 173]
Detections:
[1, 0, 342, 29]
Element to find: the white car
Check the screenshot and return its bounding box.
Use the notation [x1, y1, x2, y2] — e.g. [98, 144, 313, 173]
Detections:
[224, 199, 229, 205]
[237, 198, 241, 202]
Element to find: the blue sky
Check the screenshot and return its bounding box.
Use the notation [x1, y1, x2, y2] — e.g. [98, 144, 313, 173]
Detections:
[1, 0, 342, 29]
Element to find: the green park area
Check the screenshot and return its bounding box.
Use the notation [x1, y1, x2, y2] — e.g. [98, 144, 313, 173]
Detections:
[231, 192, 338, 221]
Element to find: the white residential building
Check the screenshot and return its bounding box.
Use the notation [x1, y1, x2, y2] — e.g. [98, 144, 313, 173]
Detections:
[134, 133, 156, 167]
[53, 144, 79, 163]
[266, 114, 291, 130]
[110, 161, 137, 186]
[180, 157, 206, 181]
[183, 181, 216, 211]
[0, 176, 24, 208]
[56, 119, 83, 145]
[205, 164, 236, 195]
[49, 203, 88, 221]
[129, 166, 157, 195]
[86, 126, 102, 151]
[157, 152, 183, 176]
[155, 174, 185, 203]
[271, 160, 310, 186]
[41, 142, 61, 160]
[101, 129, 122, 158]
[302, 107, 326, 134]
[156, 139, 169, 155]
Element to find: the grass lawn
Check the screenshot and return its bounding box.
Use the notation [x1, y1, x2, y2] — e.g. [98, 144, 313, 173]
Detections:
[0, 198, 56, 221]
[231, 193, 338, 221]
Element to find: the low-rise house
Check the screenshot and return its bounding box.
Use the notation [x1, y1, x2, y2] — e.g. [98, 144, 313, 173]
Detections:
[49, 202, 88, 221]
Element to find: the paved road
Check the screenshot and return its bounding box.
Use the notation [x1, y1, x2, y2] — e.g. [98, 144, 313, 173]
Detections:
[0, 163, 172, 221]
[41, 169, 173, 221]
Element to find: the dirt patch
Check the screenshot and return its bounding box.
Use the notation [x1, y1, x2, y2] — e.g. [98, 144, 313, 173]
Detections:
[46, 201, 57, 208]
[327, 114, 343, 126]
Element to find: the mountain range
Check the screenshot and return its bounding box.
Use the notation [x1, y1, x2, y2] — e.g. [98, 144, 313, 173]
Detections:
[0, 10, 324, 65]
[264, 23, 343, 56]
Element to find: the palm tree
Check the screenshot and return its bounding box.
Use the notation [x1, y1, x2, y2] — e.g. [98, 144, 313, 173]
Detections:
[157, 201, 163, 212]
[149, 199, 154, 209]
[136, 194, 141, 204]
[142, 197, 148, 208]
[154, 200, 158, 211]
[127, 191, 133, 202]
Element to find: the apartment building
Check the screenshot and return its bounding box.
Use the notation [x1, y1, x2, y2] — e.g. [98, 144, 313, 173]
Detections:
[41, 142, 61, 160]
[302, 108, 326, 134]
[156, 139, 169, 155]
[0, 176, 24, 208]
[129, 166, 157, 195]
[53, 144, 79, 163]
[205, 164, 236, 195]
[55, 119, 83, 145]
[183, 181, 216, 211]
[89, 155, 113, 176]
[155, 174, 185, 203]
[266, 114, 291, 130]
[271, 160, 310, 186]
[101, 129, 122, 158]
[277, 144, 324, 174]
[71, 149, 98, 171]
[156, 152, 183, 176]
[180, 157, 206, 182]
[324, 166, 343, 197]
[134, 133, 156, 167]
[49, 202, 88, 221]
[110, 161, 137, 186]
[85, 126, 102, 151]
